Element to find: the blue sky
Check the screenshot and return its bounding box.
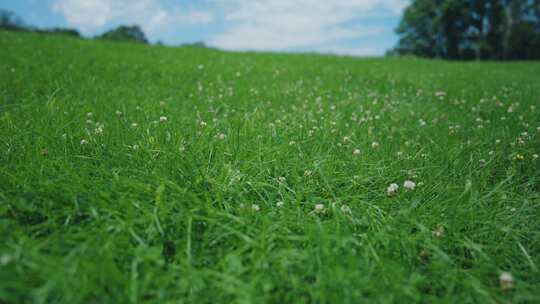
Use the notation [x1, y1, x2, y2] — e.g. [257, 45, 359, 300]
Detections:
[1, 0, 409, 56]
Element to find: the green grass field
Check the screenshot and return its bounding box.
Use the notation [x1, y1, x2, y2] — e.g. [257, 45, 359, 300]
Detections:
[1, 30, 539, 303]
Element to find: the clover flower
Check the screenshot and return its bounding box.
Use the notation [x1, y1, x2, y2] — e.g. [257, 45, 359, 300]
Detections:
[94, 126, 104, 135]
[435, 91, 446, 98]
[403, 180, 416, 190]
[159, 116, 168, 123]
[340, 205, 351, 214]
[314, 204, 325, 214]
[499, 272, 514, 291]
[387, 183, 399, 197]
[432, 226, 445, 238]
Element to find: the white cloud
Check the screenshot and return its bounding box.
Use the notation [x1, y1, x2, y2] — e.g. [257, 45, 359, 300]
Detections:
[315, 46, 384, 57]
[51, 0, 408, 55]
[52, 0, 214, 35]
[209, 0, 408, 53]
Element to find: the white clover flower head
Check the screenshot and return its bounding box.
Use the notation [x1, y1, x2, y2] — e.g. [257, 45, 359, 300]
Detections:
[217, 133, 227, 140]
[340, 205, 351, 214]
[314, 204, 325, 214]
[159, 101, 166, 107]
[94, 126, 104, 135]
[343, 136, 351, 143]
[435, 91, 446, 98]
[533, 154, 538, 160]
[115, 110, 123, 117]
[288, 140, 296, 146]
[371, 141, 380, 149]
[432, 226, 445, 238]
[159, 116, 168, 122]
[387, 183, 399, 197]
[0, 254, 13, 265]
[304, 170, 312, 177]
[199, 121, 207, 128]
[277, 176, 286, 183]
[276, 201, 284, 207]
[131, 122, 139, 128]
[499, 272, 514, 291]
[403, 180, 416, 190]
[80, 139, 88, 145]
[86, 112, 93, 118]
[132, 144, 139, 150]
[251, 204, 260, 212]
[353, 149, 361, 155]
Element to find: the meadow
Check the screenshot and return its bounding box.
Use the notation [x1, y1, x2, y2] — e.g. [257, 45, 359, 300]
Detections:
[0, 30, 539, 303]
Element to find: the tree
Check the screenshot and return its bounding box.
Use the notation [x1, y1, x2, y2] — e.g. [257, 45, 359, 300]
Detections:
[393, 0, 540, 60]
[437, 0, 471, 59]
[395, 0, 443, 58]
[35, 28, 81, 38]
[0, 9, 26, 31]
[99, 25, 149, 44]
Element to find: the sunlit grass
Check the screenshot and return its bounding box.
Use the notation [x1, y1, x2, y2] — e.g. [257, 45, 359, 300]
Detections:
[1, 30, 539, 303]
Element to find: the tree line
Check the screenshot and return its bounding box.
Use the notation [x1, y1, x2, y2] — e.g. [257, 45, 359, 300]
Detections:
[1, 9, 149, 44]
[392, 0, 540, 60]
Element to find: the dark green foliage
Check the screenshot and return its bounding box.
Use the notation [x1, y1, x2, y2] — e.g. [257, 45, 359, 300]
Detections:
[35, 27, 81, 38]
[99, 25, 149, 44]
[394, 0, 540, 60]
[180, 41, 207, 48]
[0, 9, 25, 31]
[1, 9, 81, 38]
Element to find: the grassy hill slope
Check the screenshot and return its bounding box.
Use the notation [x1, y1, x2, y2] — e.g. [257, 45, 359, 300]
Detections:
[1, 30, 539, 303]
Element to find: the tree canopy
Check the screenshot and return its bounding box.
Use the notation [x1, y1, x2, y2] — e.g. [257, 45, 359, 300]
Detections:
[1, 9, 81, 37]
[393, 0, 540, 60]
[0, 9, 26, 31]
[99, 25, 149, 44]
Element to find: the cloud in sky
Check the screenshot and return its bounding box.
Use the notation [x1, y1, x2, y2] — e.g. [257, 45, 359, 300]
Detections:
[50, 0, 408, 55]
[52, 0, 214, 34]
[211, 0, 406, 50]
